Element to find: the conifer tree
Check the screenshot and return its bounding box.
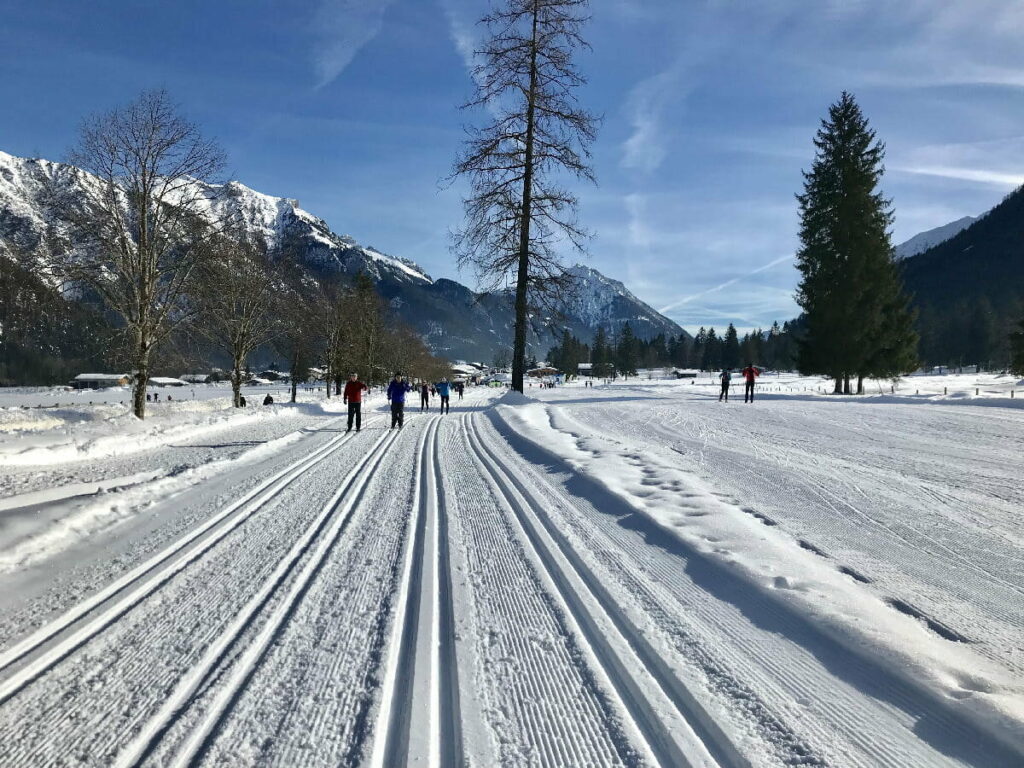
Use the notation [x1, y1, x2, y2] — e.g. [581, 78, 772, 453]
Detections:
[615, 322, 639, 377]
[795, 92, 917, 394]
[723, 323, 740, 369]
[591, 326, 611, 377]
[702, 327, 722, 370]
[692, 327, 707, 370]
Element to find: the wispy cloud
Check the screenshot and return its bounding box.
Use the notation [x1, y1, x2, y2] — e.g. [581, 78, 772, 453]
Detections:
[311, 0, 398, 89]
[659, 255, 793, 315]
[439, 0, 478, 75]
[621, 61, 688, 175]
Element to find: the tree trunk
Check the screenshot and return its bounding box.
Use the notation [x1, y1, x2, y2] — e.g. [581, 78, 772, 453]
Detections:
[232, 360, 242, 407]
[833, 377, 842, 394]
[511, 3, 540, 394]
[290, 358, 298, 403]
[133, 351, 149, 419]
[857, 375, 864, 395]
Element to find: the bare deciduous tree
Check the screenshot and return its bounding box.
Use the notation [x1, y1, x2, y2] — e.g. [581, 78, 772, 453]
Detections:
[52, 89, 226, 418]
[194, 236, 280, 407]
[452, 0, 597, 392]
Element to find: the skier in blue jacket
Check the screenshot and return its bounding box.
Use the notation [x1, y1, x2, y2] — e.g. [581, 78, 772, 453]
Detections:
[436, 378, 452, 414]
[386, 373, 412, 429]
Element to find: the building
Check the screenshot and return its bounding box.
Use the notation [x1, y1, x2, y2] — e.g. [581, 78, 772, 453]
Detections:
[149, 377, 188, 387]
[673, 369, 699, 379]
[526, 367, 559, 378]
[70, 373, 129, 389]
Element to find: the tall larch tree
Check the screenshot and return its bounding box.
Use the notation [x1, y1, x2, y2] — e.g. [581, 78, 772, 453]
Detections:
[452, 0, 598, 393]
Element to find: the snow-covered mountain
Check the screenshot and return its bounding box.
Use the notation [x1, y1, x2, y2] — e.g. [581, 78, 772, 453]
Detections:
[895, 215, 976, 260]
[0, 150, 685, 360]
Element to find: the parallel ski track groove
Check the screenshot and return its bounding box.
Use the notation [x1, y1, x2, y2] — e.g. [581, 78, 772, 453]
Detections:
[433, 417, 465, 768]
[156, 427, 401, 767]
[451, 418, 635, 767]
[0, 414, 363, 701]
[466, 415, 743, 768]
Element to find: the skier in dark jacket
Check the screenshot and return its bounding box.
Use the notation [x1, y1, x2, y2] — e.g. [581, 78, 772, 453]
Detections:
[436, 378, 451, 414]
[263, 394, 274, 406]
[719, 369, 731, 402]
[456, 382, 464, 400]
[420, 382, 430, 412]
[343, 372, 368, 432]
[387, 373, 412, 428]
[741, 364, 760, 403]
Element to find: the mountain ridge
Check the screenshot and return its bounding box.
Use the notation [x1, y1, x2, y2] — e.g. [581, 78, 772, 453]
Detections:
[0, 149, 686, 362]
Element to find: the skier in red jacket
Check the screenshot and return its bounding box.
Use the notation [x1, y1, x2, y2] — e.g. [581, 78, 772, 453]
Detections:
[342, 372, 369, 432]
[741, 364, 760, 403]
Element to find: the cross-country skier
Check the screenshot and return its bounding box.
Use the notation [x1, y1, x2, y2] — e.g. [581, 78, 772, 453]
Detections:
[741, 363, 760, 403]
[387, 372, 411, 428]
[456, 382, 464, 399]
[436, 378, 451, 414]
[420, 382, 430, 412]
[719, 368, 731, 401]
[343, 372, 368, 432]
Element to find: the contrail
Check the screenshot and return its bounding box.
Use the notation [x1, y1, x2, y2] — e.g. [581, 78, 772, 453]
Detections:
[658, 254, 793, 315]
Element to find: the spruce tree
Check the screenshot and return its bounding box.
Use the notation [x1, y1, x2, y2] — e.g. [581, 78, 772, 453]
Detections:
[795, 92, 916, 393]
[702, 327, 722, 370]
[616, 322, 639, 377]
[723, 323, 740, 369]
[692, 327, 707, 370]
[591, 326, 611, 378]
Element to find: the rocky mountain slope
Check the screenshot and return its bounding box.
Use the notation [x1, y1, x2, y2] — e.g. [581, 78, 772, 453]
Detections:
[0, 150, 685, 362]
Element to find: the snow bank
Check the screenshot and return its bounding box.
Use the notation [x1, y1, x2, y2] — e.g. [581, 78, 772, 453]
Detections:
[0, 394, 349, 467]
[491, 397, 1024, 754]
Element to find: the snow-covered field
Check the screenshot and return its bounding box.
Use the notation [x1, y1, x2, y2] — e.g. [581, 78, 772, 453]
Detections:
[0, 378, 1021, 766]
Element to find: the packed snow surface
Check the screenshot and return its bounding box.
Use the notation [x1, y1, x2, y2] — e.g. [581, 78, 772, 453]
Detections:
[0, 376, 1021, 767]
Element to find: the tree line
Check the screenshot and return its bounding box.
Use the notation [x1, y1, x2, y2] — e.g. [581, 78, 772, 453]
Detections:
[547, 320, 799, 377]
[0, 90, 449, 417]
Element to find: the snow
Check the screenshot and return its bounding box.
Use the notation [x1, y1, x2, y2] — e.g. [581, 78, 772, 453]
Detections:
[895, 215, 976, 259]
[0, 381, 1021, 766]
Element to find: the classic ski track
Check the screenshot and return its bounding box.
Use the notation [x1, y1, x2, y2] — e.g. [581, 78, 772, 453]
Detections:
[369, 415, 464, 768]
[0, 420, 390, 766]
[447, 416, 644, 768]
[0, 412, 366, 698]
[173, 420, 423, 767]
[465, 415, 728, 768]
[140, 427, 401, 768]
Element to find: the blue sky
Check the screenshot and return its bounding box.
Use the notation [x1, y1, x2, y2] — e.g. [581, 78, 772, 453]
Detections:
[2, 0, 1022, 334]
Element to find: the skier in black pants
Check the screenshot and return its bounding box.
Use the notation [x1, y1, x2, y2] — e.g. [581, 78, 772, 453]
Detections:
[719, 368, 731, 401]
[741, 364, 760, 403]
[436, 378, 451, 414]
[419, 382, 430, 412]
[387, 373, 411, 428]
[343, 372, 368, 432]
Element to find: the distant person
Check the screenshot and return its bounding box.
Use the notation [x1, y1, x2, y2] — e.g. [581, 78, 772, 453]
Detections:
[239, 395, 247, 407]
[387, 372, 411, 429]
[719, 368, 731, 402]
[420, 382, 430, 412]
[456, 382, 464, 400]
[742, 363, 760, 403]
[263, 393, 274, 406]
[343, 372, 368, 432]
[436, 378, 451, 414]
